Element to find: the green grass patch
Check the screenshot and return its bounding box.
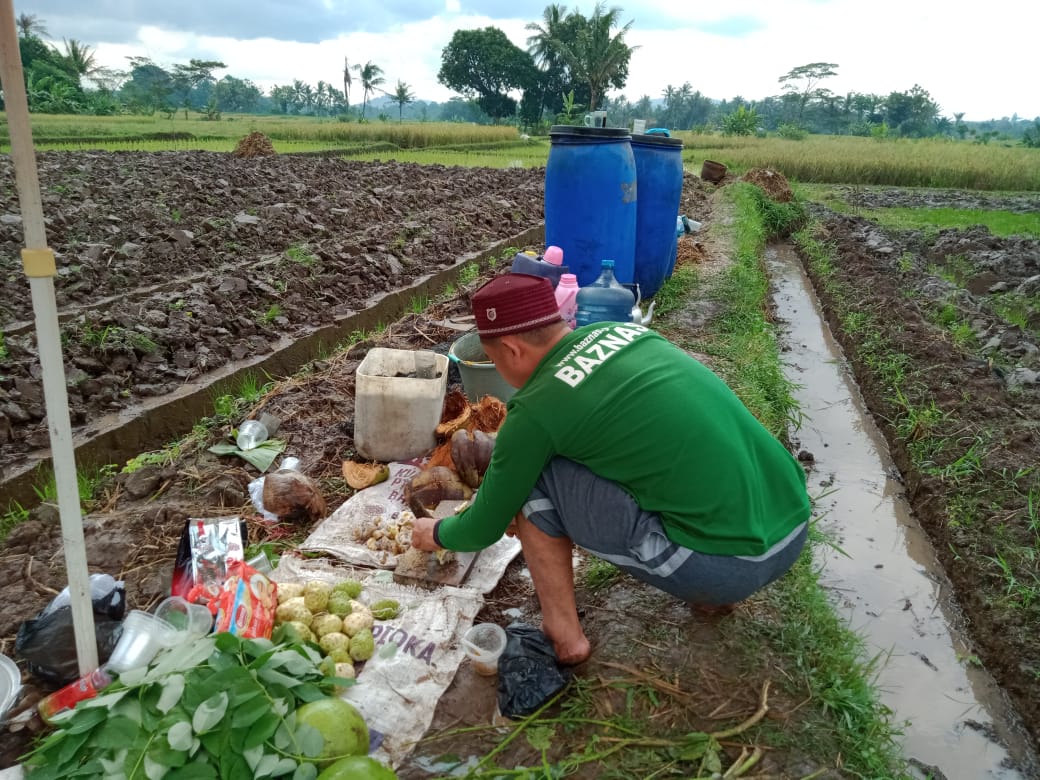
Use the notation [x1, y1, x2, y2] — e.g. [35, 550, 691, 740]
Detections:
[861, 206, 1040, 238]
[0, 501, 29, 543]
[690, 184, 805, 438]
[285, 244, 318, 267]
[0, 462, 118, 541]
[675, 133, 1040, 191]
[580, 557, 620, 591]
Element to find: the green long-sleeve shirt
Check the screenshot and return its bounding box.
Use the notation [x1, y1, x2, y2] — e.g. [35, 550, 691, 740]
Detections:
[437, 323, 809, 556]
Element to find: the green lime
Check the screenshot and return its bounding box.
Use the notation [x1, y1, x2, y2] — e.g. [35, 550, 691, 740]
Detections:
[294, 697, 369, 765]
[316, 755, 398, 779]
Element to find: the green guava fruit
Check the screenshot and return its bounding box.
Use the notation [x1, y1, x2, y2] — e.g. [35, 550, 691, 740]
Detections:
[316, 755, 398, 779]
[294, 696, 369, 765]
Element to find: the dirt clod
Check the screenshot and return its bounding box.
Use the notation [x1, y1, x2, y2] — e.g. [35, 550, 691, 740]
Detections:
[740, 167, 793, 202]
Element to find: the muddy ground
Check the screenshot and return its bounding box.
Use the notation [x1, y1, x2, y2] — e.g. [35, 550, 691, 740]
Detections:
[0, 154, 1038, 774]
[0, 151, 544, 473]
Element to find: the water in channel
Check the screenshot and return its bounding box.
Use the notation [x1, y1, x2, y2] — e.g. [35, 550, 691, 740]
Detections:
[768, 243, 1038, 780]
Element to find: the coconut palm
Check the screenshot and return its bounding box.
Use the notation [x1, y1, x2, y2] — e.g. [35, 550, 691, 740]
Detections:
[552, 2, 636, 112]
[526, 4, 569, 68]
[62, 39, 98, 79]
[342, 56, 353, 110]
[392, 80, 415, 122]
[352, 60, 385, 120]
[17, 12, 48, 38]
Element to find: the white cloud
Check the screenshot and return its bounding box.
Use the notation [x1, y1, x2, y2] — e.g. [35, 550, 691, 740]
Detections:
[49, 0, 1040, 121]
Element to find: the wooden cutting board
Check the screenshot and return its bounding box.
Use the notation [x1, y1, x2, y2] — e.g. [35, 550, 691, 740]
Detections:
[393, 500, 480, 587]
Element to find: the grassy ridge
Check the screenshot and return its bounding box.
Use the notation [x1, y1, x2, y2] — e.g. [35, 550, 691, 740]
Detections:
[0, 113, 521, 148]
[4, 113, 1038, 190]
[674, 132, 1040, 191]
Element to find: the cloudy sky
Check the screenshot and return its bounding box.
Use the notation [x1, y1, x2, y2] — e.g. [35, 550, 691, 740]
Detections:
[24, 0, 1039, 122]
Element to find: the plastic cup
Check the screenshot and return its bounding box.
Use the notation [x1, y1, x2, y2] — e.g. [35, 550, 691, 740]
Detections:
[236, 419, 268, 450]
[154, 596, 214, 644]
[247, 551, 274, 575]
[462, 623, 507, 676]
[107, 610, 176, 673]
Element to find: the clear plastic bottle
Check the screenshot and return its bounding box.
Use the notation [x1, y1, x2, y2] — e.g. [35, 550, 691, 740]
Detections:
[574, 260, 635, 327]
[554, 273, 580, 329]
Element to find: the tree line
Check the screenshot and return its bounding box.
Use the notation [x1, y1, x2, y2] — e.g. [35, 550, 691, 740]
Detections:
[5, 9, 1038, 145]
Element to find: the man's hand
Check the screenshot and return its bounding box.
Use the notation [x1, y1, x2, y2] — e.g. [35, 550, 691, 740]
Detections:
[411, 515, 441, 552]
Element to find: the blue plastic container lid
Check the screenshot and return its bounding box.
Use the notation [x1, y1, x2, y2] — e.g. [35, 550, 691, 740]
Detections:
[631, 132, 683, 148]
[549, 125, 631, 139]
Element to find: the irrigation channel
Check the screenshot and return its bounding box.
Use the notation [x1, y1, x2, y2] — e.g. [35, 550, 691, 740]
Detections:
[768, 243, 1039, 780]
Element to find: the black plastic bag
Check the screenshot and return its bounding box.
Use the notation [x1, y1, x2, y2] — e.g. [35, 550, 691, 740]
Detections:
[14, 574, 126, 686]
[497, 622, 572, 719]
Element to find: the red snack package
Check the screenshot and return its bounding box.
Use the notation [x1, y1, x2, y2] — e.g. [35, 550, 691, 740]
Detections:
[212, 560, 278, 639]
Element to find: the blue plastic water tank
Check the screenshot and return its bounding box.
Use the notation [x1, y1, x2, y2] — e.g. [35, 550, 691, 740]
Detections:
[575, 260, 635, 327]
[545, 126, 637, 287]
[630, 132, 685, 299]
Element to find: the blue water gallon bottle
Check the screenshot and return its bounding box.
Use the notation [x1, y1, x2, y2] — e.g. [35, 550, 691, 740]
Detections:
[575, 260, 636, 327]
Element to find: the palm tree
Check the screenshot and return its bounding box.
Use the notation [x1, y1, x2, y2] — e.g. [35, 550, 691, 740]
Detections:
[342, 56, 353, 111]
[352, 60, 385, 120]
[526, 4, 568, 68]
[17, 13, 48, 38]
[553, 2, 637, 112]
[62, 39, 98, 79]
[526, 4, 571, 121]
[392, 80, 415, 122]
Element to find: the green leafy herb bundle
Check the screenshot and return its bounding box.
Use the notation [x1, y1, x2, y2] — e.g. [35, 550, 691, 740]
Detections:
[24, 632, 357, 780]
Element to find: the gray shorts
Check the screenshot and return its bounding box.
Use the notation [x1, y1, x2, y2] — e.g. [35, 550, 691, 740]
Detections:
[522, 458, 807, 605]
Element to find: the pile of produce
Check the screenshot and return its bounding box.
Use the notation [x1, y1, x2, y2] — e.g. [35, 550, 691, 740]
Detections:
[273, 578, 400, 682]
[23, 631, 394, 778]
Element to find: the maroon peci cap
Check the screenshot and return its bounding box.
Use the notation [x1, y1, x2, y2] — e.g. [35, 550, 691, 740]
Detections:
[472, 273, 563, 337]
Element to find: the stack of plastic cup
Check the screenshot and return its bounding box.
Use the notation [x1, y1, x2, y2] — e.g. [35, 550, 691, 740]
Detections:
[106, 610, 176, 673]
[154, 596, 214, 645]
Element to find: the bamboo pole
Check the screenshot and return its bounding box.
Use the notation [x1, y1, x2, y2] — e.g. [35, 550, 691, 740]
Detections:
[0, 0, 98, 673]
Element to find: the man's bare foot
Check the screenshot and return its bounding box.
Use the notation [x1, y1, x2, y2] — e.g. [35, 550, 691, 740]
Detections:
[542, 623, 592, 665]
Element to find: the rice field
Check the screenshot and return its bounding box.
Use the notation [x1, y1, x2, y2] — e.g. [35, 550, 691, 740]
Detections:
[2, 113, 1037, 191]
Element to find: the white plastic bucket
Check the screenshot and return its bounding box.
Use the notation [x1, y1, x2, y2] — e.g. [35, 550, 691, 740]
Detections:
[354, 348, 448, 462]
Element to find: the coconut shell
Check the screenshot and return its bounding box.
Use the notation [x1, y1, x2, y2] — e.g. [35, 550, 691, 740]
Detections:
[471, 395, 507, 432]
[436, 389, 472, 440]
[404, 466, 472, 517]
[451, 428, 496, 488]
[342, 460, 390, 490]
[262, 469, 327, 523]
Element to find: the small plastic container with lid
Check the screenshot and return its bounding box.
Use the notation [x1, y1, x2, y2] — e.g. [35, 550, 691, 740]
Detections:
[575, 260, 635, 327]
[554, 273, 580, 329]
[510, 250, 569, 289]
